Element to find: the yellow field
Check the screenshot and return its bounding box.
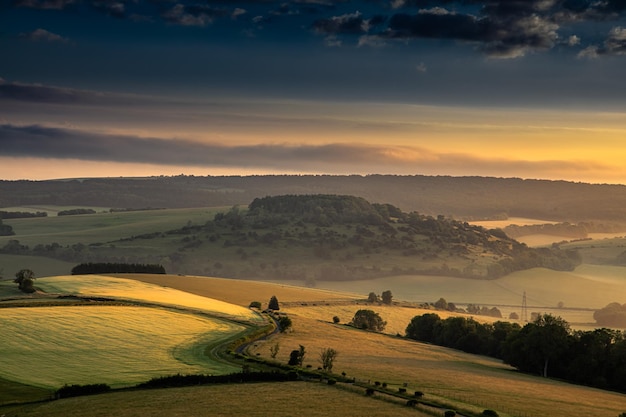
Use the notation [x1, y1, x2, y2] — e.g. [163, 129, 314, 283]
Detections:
[127, 274, 362, 307]
[0, 306, 245, 389]
[35, 275, 262, 323]
[130, 275, 626, 417]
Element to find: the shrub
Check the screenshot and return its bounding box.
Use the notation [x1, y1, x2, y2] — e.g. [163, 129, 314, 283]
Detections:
[249, 301, 262, 309]
[444, 411, 456, 417]
[406, 399, 418, 407]
[332, 315, 340, 324]
[327, 378, 337, 385]
[365, 388, 375, 396]
[482, 410, 499, 417]
[414, 391, 424, 398]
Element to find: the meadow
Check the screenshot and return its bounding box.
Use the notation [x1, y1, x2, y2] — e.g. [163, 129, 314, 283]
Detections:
[0, 306, 245, 389]
[0, 206, 224, 247]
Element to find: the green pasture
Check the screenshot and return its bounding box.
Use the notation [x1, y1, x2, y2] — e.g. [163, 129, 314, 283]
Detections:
[0, 254, 75, 278]
[0, 306, 245, 389]
[0, 206, 224, 247]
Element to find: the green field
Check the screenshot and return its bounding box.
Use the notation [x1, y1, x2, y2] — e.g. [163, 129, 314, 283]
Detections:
[1, 206, 223, 247]
[0, 274, 262, 393]
[0, 306, 244, 389]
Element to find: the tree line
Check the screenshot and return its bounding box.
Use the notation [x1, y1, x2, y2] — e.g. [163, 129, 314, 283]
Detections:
[71, 262, 166, 275]
[405, 313, 626, 392]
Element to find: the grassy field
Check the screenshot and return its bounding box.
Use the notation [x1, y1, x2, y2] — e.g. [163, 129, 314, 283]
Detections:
[34, 275, 262, 323]
[0, 206, 223, 247]
[0, 382, 436, 417]
[0, 306, 245, 389]
[266, 265, 626, 326]
[0, 254, 75, 278]
[2, 274, 626, 416]
[130, 275, 626, 417]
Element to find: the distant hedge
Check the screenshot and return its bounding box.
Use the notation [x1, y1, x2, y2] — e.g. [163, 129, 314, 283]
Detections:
[71, 262, 166, 275]
[137, 371, 297, 389]
[58, 208, 97, 216]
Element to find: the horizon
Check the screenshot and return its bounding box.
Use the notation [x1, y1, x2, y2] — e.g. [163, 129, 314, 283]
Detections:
[2, 1, 626, 184]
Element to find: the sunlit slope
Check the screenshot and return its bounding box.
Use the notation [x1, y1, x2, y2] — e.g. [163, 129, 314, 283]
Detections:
[36, 275, 262, 323]
[126, 274, 362, 307]
[0, 306, 244, 389]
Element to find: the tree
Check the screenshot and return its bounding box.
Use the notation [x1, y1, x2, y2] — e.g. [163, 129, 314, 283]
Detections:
[277, 315, 292, 332]
[320, 347, 338, 372]
[351, 309, 386, 332]
[381, 290, 393, 305]
[406, 313, 441, 343]
[367, 292, 378, 303]
[249, 301, 262, 309]
[434, 297, 448, 310]
[268, 295, 280, 310]
[503, 314, 571, 378]
[288, 345, 306, 366]
[14, 269, 35, 293]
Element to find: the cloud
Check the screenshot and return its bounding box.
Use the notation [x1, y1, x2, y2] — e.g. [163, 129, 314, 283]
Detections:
[383, 6, 559, 58]
[578, 26, 626, 57]
[92, 0, 127, 18]
[18, 28, 69, 43]
[12, 0, 75, 9]
[313, 12, 369, 34]
[0, 123, 614, 178]
[163, 4, 230, 26]
[0, 79, 145, 105]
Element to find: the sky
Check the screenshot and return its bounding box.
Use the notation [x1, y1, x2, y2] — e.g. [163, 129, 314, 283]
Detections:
[1, 0, 626, 183]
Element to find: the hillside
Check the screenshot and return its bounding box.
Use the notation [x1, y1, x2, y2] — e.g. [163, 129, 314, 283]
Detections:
[3, 175, 626, 223]
[1, 195, 580, 280]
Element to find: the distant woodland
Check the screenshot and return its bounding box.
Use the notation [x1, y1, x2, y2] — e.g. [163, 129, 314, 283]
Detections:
[3, 175, 626, 223]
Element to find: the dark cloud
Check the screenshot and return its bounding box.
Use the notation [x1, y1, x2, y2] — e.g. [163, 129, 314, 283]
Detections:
[0, 124, 612, 177]
[0, 123, 423, 169]
[8, 0, 626, 58]
[91, 0, 127, 18]
[12, 0, 76, 9]
[0, 79, 155, 106]
[313, 12, 369, 34]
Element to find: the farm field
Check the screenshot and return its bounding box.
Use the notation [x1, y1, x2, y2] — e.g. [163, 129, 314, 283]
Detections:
[0, 206, 223, 247]
[0, 382, 434, 417]
[1, 274, 626, 416]
[0, 306, 245, 389]
[34, 275, 263, 323]
[262, 265, 626, 328]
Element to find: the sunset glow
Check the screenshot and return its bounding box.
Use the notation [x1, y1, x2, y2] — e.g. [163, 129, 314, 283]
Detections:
[2, 1, 626, 183]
